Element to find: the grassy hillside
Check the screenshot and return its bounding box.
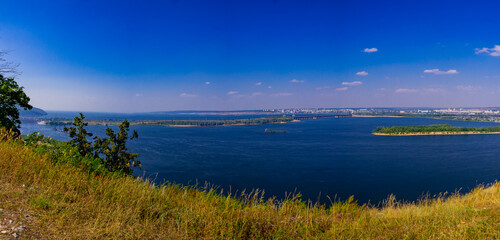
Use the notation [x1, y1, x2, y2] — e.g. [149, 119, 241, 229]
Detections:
[0, 131, 499, 239]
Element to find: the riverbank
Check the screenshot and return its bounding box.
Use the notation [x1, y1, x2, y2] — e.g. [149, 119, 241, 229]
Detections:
[373, 124, 500, 136]
[373, 131, 500, 136]
[1, 131, 499, 239]
[353, 115, 403, 118]
[356, 113, 500, 123]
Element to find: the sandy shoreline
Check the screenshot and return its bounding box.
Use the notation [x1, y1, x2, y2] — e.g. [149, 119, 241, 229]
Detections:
[373, 131, 500, 136]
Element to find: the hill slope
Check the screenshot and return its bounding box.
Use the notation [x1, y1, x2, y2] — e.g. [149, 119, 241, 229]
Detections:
[0, 134, 498, 239]
[19, 107, 47, 117]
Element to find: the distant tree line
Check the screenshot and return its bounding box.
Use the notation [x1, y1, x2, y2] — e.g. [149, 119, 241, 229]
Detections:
[43, 117, 295, 127]
[152, 117, 294, 127]
[373, 124, 500, 134]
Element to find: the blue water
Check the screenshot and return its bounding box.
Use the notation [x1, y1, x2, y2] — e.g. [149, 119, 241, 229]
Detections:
[21, 116, 500, 205]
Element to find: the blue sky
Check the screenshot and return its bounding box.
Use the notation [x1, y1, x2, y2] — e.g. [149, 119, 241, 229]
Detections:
[1, 0, 500, 112]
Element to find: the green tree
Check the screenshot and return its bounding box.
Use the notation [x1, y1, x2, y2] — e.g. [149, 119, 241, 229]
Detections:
[0, 74, 32, 134]
[64, 113, 140, 175]
[64, 113, 94, 157]
[94, 120, 140, 174]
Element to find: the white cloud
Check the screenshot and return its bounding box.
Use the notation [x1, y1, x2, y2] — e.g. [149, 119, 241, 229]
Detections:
[252, 92, 263, 96]
[227, 91, 239, 95]
[395, 88, 418, 93]
[255, 82, 262, 86]
[457, 85, 481, 91]
[271, 92, 293, 97]
[341, 81, 362, 86]
[423, 88, 445, 94]
[315, 86, 331, 90]
[290, 79, 305, 83]
[475, 48, 490, 54]
[268, 86, 272, 89]
[475, 45, 500, 56]
[363, 48, 378, 53]
[205, 81, 211, 85]
[180, 93, 198, 97]
[423, 69, 459, 75]
[134, 93, 142, 97]
[335, 87, 348, 91]
[356, 71, 368, 76]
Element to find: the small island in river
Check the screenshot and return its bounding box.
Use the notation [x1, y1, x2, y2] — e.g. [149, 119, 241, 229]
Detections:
[373, 124, 500, 136]
[264, 128, 286, 133]
[40, 117, 296, 127]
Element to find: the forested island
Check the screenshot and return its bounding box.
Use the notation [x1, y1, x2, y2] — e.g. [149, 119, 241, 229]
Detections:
[373, 124, 500, 136]
[356, 112, 500, 123]
[40, 116, 296, 127]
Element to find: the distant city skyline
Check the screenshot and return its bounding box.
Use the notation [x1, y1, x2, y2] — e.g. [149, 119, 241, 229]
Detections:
[1, 0, 500, 112]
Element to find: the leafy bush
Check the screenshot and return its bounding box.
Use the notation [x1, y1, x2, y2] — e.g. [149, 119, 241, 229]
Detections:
[64, 113, 140, 174]
[22, 131, 107, 175]
[94, 119, 140, 174]
[64, 113, 95, 157]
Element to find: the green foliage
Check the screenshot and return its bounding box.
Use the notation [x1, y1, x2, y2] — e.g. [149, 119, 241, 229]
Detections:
[64, 113, 140, 174]
[20, 131, 107, 175]
[23, 132, 49, 149]
[64, 113, 94, 157]
[373, 124, 500, 134]
[94, 119, 140, 174]
[0, 74, 32, 134]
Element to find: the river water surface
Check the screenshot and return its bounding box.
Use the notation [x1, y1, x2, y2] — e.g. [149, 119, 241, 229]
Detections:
[21, 113, 500, 204]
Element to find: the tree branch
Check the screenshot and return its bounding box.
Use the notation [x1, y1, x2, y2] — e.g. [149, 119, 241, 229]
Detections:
[0, 51, 20, 77]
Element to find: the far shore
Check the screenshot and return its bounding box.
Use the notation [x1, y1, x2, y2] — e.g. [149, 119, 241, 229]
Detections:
[168, 120, 298, 128]
[352, 115, 403, 118]
[37, 119, 300, 128]
[373, 131, 500, 136]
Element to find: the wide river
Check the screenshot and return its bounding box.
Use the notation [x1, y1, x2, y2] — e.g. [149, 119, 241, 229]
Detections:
[21, 112, 500, 205]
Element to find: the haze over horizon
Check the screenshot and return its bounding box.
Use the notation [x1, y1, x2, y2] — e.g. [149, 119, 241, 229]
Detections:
[1, 0, 500, 112]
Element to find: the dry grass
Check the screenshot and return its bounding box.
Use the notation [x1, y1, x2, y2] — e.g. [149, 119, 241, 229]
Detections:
[0, 137, 499, 239]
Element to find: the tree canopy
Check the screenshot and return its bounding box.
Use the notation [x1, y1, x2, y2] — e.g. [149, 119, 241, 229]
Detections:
[64, 113, 140, 175]
[0, 74, 32, 134]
